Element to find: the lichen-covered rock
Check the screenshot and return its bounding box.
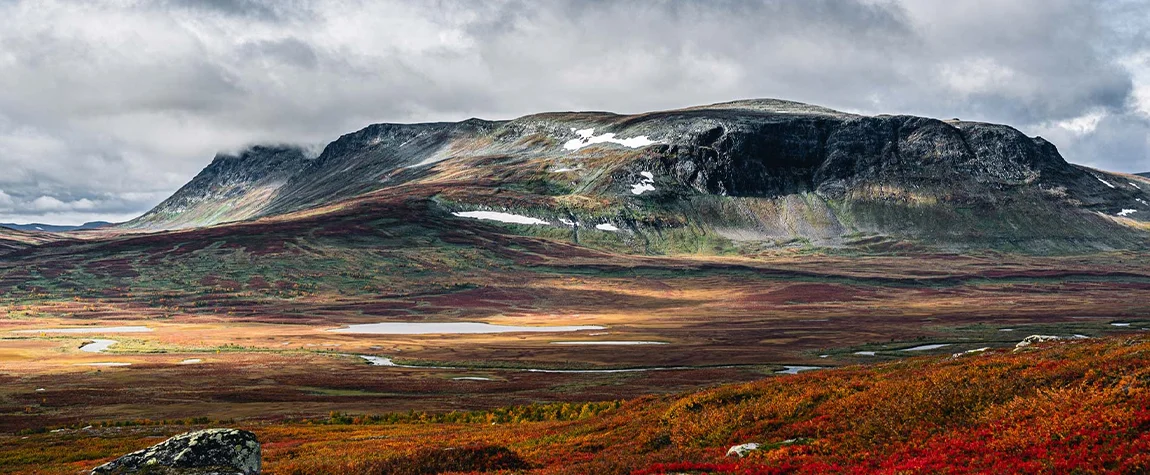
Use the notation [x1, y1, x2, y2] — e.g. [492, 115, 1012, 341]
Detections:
[1015, 335, 1062, 351]
[91, 428, 260, 474]
[726, 442, 760, 457]
[952, 347, 992, 358]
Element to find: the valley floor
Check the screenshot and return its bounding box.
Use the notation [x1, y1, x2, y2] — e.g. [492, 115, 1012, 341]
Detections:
[2, 252, 1149, 433]
[3, 218, 1150, 473]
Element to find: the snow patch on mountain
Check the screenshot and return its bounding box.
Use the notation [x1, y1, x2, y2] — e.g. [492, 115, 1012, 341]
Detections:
[453, 211, 549, 225]
[631, 171, 656, 195]
[563, 128, 657, 151]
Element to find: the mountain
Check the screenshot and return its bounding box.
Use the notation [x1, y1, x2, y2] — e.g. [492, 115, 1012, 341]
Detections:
[122, 99, 1150, 253]
[0, 221, 112, 232]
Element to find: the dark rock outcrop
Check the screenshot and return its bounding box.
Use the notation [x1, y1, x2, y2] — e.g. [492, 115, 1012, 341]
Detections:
[637, 110, 1068, 198]
[91, 428, 260, 475]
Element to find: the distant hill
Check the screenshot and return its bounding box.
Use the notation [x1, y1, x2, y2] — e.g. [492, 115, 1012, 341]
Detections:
[0, 226, 64, 253]
[0, 221, 112, 232]
[1138, 172, 1150, 178]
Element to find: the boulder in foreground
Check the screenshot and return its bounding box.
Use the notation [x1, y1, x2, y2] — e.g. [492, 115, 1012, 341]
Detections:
[91, 428, 260, 474]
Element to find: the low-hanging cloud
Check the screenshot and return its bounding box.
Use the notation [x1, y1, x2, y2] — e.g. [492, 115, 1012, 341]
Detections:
[0, 0, 1146, 224]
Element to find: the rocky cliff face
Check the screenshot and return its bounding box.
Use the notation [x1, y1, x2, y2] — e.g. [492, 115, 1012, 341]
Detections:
[123, 99, 1150, 252]
[621, 109, 1066, 198]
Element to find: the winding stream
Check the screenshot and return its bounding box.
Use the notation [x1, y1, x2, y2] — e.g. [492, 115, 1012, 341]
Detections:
[13, 326, 152, 334]
[330, 322, 605, 335]
[358, 355, 821, 375]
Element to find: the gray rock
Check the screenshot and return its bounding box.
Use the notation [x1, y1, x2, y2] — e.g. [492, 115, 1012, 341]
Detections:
[726, 442, 760, 457]
[1014, 335, 1062, 351]
[726, 438, 809, 457]
[91, 428, 260, 475]
[952, 347, 992, 358]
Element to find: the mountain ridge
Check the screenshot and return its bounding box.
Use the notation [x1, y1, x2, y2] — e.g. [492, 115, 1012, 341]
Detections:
[121, 99, 1150, 253]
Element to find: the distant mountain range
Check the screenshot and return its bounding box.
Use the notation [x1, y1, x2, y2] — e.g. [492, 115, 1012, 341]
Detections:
[0, 221, 112, 232]
[118, 98, 1150, 253]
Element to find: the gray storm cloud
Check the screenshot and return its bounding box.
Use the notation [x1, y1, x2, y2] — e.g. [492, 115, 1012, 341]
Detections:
[0, 0, 1146, 224]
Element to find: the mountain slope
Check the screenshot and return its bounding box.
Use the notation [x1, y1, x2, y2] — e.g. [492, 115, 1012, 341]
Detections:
[123, 99, 1150, 252]
[123, 145, 309, 229]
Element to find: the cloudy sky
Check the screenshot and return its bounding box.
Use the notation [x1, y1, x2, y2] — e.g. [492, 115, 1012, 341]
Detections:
[0, 0, 1147, 224]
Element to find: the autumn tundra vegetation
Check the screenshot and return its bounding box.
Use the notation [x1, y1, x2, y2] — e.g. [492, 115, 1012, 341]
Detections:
[2, 335, 1148, 474]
